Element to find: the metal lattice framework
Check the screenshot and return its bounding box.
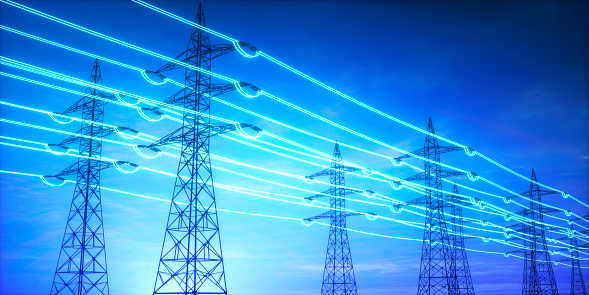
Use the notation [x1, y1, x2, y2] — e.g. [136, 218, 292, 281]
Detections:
[567, 223, 587, 295]
[449, 184, 476, 295]
[522, 169, 559, 295]
[50, 59, 111, 295]
[149, 3, 257, 294]
[394, 118, 466, 295]
[304, 143, 361, 295]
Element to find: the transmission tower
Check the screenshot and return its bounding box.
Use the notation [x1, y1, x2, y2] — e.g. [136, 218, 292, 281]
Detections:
[521, 169, 559, 295]
[48, 59, 113, 295]
[393, 118, 466, 295]
[303, 142, 362, 295]
[140, 3, 260, 294]
[568, 223, 587, 295]
[449, 184, 475, 295]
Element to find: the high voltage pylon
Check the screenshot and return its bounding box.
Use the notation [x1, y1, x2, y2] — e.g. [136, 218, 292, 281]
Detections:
[507, 169, 560, 295]
[139, 3, 259, 294]
[303, 142, 363, 295]
[393, 118, 469, 295]
[47, 59, 115, 295]
[449, 184, 476, 295]
[566, 223, 587, 295]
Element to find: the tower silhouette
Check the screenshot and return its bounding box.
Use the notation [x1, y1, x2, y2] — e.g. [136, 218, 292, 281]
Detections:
[522, 169, 559, 295]
[304, 143, 361, 295]
[449, 184, 475, 295]
[50, 59, 110, 295]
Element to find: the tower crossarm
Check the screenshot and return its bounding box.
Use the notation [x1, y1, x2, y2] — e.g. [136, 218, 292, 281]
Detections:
[305, 188, 361, 201]
[154, 43, 241, 74]
[145, 123, 260, 149]
[154, 83, 238, 109]
[51, 160, 115, 178]
[506, 189, 560, 201]
[306, 166, 361, 179]
[53, 125, 121, 147]
[59, 94, 116, 116]
[403, 170, 465, 182]
[394, 145, 462, 161]
[305, 210, 363, 221]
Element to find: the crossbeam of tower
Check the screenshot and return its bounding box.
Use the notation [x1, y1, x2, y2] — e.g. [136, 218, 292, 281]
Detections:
[393, 118, 470, 295]
[147, 3, 259, 294]
[303, 142, 362, 295]
[47, 59, 115, 295]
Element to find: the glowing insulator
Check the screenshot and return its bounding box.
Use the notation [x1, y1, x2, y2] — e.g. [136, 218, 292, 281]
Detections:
[504, 214, 512, 221]
[478, 201, 487, 209]
[362, 190, 376, 198]
[567, 229, 574, 238]
[469, 197, 482, 207]
[114, 126, 140, 139]
[133, 145, 162, 159]
[503, 232, 512, 239]
[564, 210, 572, 217]
[234, 123, 264, 139]
[40, 175, 67, 186]
[390, 157, 403, 166]
[502, 197, 511, 204]
[503, 253, 510, 257]
[481, 237, 490, 243]
[364, 213, 378, 221]
[467, 171, 479, 181]
[49, 112, 74, 124]
[303, 176, 315, 184]
[113, 161, 140, 174]
[301, 198, 315, 205]
[233, 81, 261, 98]
[561, 192, 570, 199]
[390, 181, 403, 190]
[361, 167, 374, 176]
[115, 92, 140, 105]
[479, 220, 489, 226]
[300, 219, 314, 226]
[137, 107, 165, 122]
[44, 144, 70, 155]
[140, 70, 168, 85]
[553, 261, 559, 265]
[464, 146, 476, 156]
[390, 205, 402, 213]
[232, 40, 260, 58]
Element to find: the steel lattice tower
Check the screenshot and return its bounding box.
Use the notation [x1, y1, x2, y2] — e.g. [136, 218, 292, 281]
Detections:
[304, 143, 361, 295]
[394, 118, 466, 295]
[51, 59, 109, 295]
[568, 224, 586, 295]
[522, 169, 559, 295]
[449, 184, 475, 295]
[147, 3, 259, 294]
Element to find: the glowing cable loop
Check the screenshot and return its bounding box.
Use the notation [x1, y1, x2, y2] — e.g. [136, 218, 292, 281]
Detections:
[503, 253, 510, 257]
[300, 219, 314, 226]
[48, 112, 74, 124]
[365, 213, 378, 221]
[133, 145, 162, 159]
[390, 205, 403, 214]
[115, 92, 141, 106]
[44, 143, 70, 155]
[482, 237, 490, 243]
[390, 181, 403, 190]
[561, 192, 570, 199]
[504, 214, 512, 221]
[234, 123, 264, 139]
[361, 167, 374, 176]
[390, 157, 403, 166]
[113, 161, 140, 174]
[464, 147, 477, 156]
[232, 40, 260, 58]
[140, 69, 168, 85]
[303, 176, 316, 184]
[478, 201, 487, 210]
[137, 107, 165, 122]
[114, 126, 140, 139]
[362, 190, 376, 198]
[301, 198, 316, 205]
[504, 232, 512, 239]
[233, 81, 261, 98]
[467, 171, 479, 181]
[564, 210, 572, 217]
[479, 220, 489, 226]
[40, 175, 67, 187]
[470, 197, 482, 207]
[502, 197, 511, 204]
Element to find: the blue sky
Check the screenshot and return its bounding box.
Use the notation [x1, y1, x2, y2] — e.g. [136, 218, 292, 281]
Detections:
[0, 0, 587, 294]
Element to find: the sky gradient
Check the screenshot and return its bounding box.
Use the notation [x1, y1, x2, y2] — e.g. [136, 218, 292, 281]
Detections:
[1, 0, 588, 294]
